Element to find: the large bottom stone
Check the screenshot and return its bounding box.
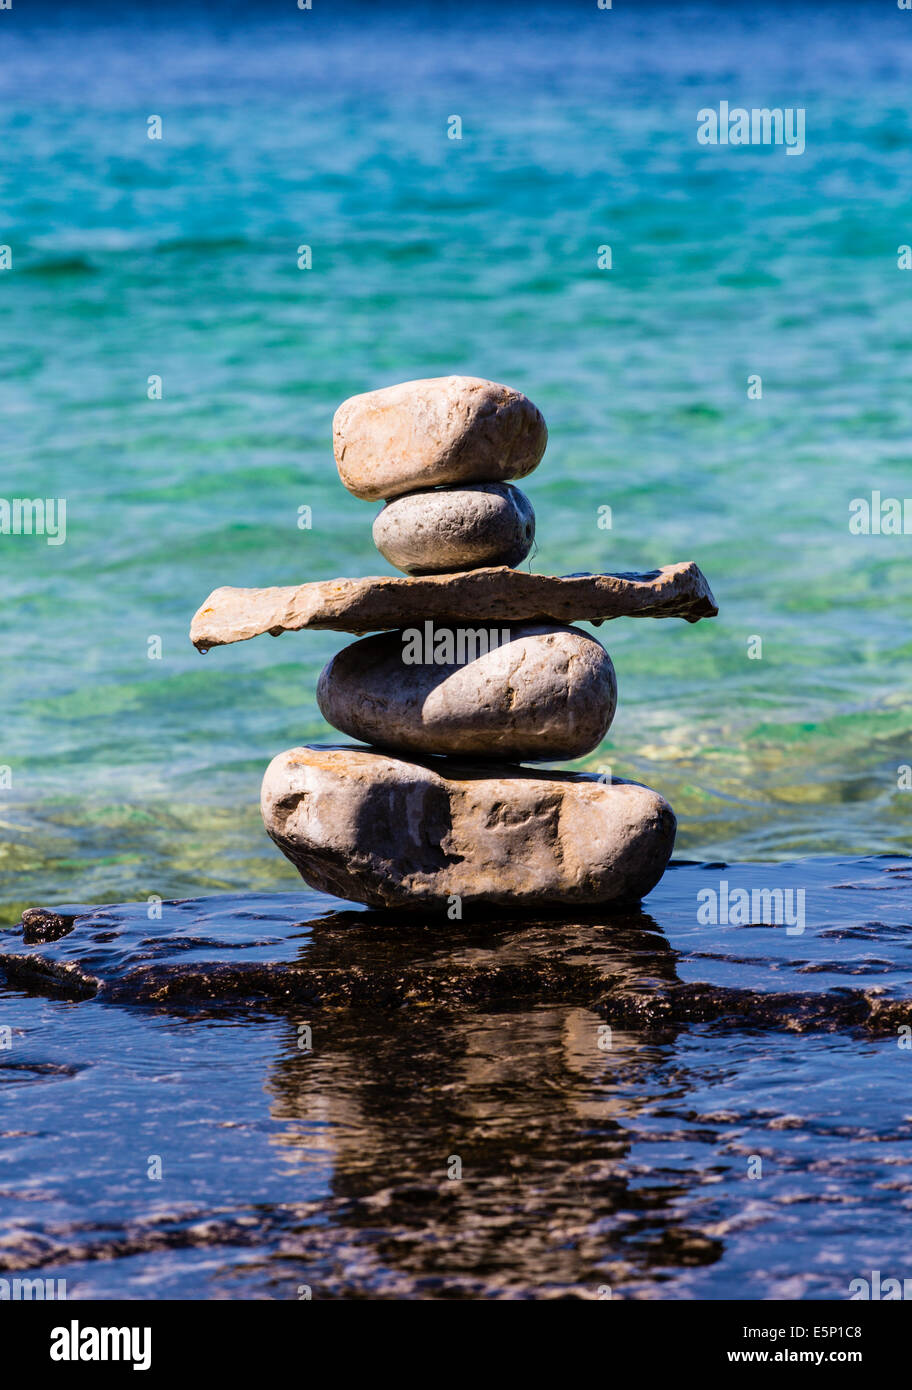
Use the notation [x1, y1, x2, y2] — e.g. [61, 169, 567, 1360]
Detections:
[261, 744, 676, 909]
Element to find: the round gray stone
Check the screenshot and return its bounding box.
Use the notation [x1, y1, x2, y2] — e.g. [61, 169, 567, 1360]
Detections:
[316, 622, 617, 761]
[372, 483, 535, 575]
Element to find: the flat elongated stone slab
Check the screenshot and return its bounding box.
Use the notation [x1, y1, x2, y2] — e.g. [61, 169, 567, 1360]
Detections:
[261, 745, 677, 909]
[317, 623, 616, 760]
[191, 561, 717, 648]
[333, 375, 547, 500]
[372, 482, 535, 574]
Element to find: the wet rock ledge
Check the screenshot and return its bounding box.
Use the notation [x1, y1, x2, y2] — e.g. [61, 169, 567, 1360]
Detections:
[2, 858, 911, 1034]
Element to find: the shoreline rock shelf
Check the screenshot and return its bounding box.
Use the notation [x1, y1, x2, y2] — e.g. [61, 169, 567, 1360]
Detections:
[191, 374, 718, 909]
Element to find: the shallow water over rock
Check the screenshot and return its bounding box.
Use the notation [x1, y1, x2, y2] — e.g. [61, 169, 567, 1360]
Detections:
[1, 856, 911, 1298]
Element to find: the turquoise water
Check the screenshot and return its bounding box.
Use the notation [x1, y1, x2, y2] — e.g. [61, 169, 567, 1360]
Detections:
[3, 1, 912, 921]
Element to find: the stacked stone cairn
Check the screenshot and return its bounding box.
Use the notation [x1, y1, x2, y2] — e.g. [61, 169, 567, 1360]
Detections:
[190, 376, 718, 911]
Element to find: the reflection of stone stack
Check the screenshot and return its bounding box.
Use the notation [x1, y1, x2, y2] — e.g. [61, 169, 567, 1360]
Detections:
[190, 375, 719, 911]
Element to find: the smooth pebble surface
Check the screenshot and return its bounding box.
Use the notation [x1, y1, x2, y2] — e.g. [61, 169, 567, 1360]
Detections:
[333, 375, 547, 501]
[372, 483, 536, 574]
[316, 623, 617, 761]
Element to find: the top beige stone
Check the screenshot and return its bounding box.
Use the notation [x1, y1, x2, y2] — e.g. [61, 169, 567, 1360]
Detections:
[333, 375, 548, 500]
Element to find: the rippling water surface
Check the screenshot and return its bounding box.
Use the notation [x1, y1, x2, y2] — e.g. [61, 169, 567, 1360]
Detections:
[1, 857, 910, 1298]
